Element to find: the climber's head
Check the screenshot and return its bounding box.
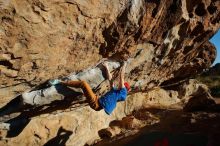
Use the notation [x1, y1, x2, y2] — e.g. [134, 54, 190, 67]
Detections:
[124, 82, 131, 92]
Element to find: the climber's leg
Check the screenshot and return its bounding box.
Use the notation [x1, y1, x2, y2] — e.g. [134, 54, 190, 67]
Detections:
[61, 81, 102, 111]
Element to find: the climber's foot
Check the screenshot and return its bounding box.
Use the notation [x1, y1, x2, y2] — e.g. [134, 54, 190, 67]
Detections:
[49, 79, 61, 86]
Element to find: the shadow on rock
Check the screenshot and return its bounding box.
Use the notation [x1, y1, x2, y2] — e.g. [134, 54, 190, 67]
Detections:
[0, 80, 52, 117]
[44, 126, 73, 146]
[124, 132, 208, 146]
[6, 115, 30, 138]
[0, 95, 25, 117]
[95, 108, 220, 146]
[0, 84, 87, 138]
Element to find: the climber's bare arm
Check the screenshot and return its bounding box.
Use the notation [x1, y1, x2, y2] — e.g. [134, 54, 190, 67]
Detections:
[102, 62, 114, 89]
[118, 62, 127, 89]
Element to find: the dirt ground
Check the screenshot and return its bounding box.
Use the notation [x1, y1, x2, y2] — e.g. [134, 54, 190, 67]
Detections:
[94, 105, 220, 146]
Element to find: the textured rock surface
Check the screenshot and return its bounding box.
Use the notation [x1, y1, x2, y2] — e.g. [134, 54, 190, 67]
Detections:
[95, 110, 220, 146]
[0, 0, 219, 101]
[0, 0, 219, 145]
[0, 92, 151, 146]
[0, 79, 216, 146]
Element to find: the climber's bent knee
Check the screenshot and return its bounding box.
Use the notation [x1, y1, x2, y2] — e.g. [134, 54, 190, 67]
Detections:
[80, 80, 88, 87]
[88, 98, 102, 111]
[93, 105, 103, 111]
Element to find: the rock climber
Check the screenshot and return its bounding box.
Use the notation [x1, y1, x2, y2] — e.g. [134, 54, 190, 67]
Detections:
[50, 62, 130, 115]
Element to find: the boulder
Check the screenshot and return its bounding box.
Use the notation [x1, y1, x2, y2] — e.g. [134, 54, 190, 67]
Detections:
[0, 0, 219, 145]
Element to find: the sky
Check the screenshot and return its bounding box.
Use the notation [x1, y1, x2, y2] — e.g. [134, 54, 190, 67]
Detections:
[210, 29, 220, 65]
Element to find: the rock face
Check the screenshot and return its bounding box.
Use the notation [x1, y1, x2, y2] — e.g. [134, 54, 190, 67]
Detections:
[0, 0, 219, 101]
[0, 0, 219, 146]
[0, 79, 215, 146]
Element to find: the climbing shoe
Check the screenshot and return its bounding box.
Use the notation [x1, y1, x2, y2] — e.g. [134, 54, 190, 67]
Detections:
[49, 79, 60, 86]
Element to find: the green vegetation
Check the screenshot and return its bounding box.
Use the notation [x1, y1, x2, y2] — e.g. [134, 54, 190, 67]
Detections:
[197, 75, 220, 97]
[197, 63, 220, 97]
